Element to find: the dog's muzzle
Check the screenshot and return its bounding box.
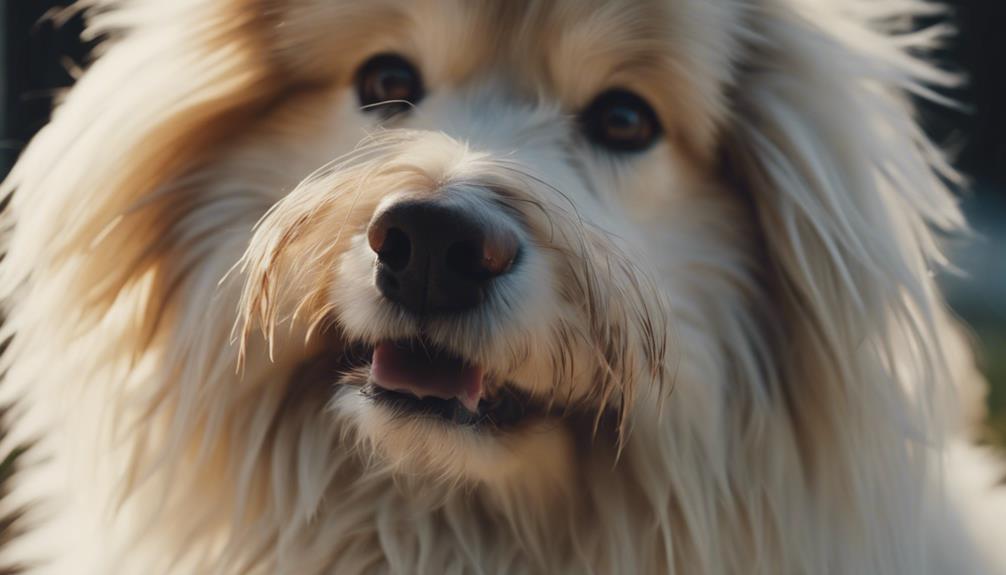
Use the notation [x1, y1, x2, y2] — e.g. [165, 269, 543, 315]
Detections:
[360, 195, 528, 421]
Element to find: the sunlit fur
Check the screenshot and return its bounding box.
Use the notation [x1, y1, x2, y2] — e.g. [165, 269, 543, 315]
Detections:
[0, 0, 1004, 573]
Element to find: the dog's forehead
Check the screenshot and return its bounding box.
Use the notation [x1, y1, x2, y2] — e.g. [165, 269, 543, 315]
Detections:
[275, 1, 672, 70]
[270, 0, 745, 153]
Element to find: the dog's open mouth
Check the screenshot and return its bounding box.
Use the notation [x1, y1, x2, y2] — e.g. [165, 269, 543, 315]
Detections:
[330, 339, 538, 428]
[371, 341, 485, 413]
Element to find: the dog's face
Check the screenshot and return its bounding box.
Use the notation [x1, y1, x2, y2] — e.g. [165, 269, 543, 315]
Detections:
[232, 0, 745, 488]
[1, 0, 969, 568]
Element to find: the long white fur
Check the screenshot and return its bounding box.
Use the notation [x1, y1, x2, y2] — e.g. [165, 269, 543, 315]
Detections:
[0, 0, 1003, 573]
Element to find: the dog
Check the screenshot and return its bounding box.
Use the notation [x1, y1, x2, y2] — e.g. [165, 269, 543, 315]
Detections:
[0, 0, 1004, 572]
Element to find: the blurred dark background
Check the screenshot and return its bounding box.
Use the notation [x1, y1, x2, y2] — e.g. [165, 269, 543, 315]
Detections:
[1, 1, 1004, 444]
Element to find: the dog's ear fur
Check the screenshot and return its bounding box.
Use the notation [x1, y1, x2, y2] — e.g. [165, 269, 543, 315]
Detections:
[0, 2, 273, 325]
[722, 0, 972, 557]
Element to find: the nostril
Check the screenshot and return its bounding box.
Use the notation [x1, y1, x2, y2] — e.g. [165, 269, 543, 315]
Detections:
[480, 231, 520, 277]
[445, 234, 520, 282]
[378, 227, 411, 272]
[445, 240, 487, 281]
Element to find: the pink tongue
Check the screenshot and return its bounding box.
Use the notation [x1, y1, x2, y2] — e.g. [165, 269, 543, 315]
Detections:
[371, 342, 484, 413]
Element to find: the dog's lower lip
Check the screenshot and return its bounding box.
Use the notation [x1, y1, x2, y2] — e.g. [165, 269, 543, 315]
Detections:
[361, 380, 537, 429]
[361, 383, 486, 426]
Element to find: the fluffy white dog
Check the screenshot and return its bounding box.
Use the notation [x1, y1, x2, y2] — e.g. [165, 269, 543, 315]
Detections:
[0, 0, 1003, 573]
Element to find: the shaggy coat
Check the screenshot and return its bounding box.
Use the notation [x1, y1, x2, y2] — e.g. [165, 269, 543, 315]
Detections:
[0, 0, 1003, 573]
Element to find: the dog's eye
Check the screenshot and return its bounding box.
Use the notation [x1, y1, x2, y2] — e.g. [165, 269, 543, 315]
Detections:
[580, 89, 662, 152]
[355, 54, 425, 116]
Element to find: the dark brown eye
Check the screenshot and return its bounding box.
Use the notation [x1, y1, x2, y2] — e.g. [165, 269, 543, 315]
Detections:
[355, 54, 425, 117]
[580, 89, 662, 152]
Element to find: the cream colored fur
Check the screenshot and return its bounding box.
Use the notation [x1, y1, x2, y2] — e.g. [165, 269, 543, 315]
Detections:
[0, 0, 1003, 573]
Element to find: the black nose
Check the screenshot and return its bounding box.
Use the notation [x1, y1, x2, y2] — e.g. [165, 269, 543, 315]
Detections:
[367, 199, 520, 315]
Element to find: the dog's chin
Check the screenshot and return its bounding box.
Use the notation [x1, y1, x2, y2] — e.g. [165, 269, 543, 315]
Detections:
[324, 340, 576, 491]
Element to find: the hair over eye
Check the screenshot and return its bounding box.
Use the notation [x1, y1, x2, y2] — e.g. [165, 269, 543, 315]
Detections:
[355, 53, 425, 116]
